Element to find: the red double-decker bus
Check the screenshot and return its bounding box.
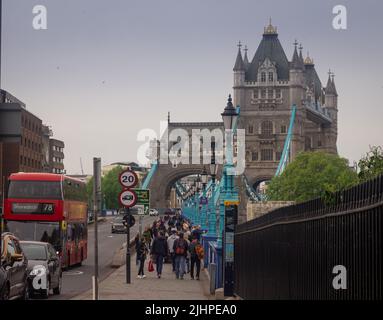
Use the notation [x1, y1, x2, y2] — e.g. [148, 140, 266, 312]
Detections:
[3, 173, 88, 268]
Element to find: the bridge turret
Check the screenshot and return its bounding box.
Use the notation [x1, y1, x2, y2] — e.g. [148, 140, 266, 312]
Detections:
[289, 40, 305, 107]
[323, 70, 338, 153]
[233, 41, 245, 107]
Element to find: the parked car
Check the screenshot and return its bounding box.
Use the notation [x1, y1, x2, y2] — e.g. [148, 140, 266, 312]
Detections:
[0, 232, 29, 300]
[20, 241, 62, 298]
[111, 216, 127, 233]
[149, 209, 159, 216]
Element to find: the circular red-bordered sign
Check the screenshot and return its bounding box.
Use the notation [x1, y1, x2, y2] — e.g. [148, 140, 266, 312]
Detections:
[119, 189, 138, 208]
[119, 169, 138, 188]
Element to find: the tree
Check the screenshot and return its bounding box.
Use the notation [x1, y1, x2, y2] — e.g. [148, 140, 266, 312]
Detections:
[102, 166, 125, 210]
[85, 166, 125, 210]
[267, 152, 359, 203]
[358, 146, 383, 182]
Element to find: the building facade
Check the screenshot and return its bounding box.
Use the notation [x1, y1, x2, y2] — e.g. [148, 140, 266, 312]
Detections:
[233, 22, 338, 189]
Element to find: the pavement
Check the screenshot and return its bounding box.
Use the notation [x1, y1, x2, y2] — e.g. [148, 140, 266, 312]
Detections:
[74, 254, 213, 300]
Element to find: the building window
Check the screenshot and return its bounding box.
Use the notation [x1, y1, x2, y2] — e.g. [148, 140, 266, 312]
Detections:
[261, 89, 266, 99]
[253, 90, 259, 99]
[261, 149, 274, 161]
[251, 151, 258, 161]
[248, 125, 253, 134]
[261, 72, 266, 82]
[268, 72, 274, 82]
[318, 140, 322, 147]
[281, 125, 287, 134]
[261, 121, 273, 136]
[276, 89, 281, 99]
[268, 89, 274, 99]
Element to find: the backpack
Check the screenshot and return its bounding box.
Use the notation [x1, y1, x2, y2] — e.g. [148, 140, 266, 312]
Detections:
[175, 239, 185, 255]
[195, 243, 204, 259]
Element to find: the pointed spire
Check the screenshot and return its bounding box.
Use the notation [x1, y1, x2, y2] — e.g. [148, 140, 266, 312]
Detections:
[326, 69, 338, 96]
[233, 41, 245, 71]
[299, 44, 304, 65]
[291, 39, 303, 70]
[243, 45, 250, 68]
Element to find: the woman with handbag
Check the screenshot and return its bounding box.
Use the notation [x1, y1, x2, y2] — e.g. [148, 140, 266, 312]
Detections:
[137, 237, 149, 279]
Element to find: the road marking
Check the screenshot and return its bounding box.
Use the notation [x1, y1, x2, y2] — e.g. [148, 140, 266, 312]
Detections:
[63, 271, 84, 276]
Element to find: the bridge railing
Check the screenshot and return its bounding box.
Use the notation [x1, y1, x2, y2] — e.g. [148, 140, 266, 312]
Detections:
[234, 174, 383, 300]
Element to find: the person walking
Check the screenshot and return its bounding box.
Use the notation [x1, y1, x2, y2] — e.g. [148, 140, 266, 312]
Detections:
[137, 237, 148, 279]
[173, 232, 189, 280]
[134, 233, 140, 266]
[150, 232, 168, 278]
[183, 233, 191, 274]
[189, 236, 204, 280]
[167, 228, 179, 272]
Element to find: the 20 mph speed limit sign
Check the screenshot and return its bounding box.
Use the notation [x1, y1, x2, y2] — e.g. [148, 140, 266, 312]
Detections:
[119, 169, 138, 188]
[119, 189, 137, 208]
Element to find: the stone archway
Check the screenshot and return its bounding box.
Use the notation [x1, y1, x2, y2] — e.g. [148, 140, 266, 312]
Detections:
[148, 163, 222, 212]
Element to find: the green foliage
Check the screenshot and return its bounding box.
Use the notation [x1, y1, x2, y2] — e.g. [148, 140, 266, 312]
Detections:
[85, 166, 125, 210]
[267, 152, 359, 203]
[358, 146, 383, 183]
[102, 166, 125, 209]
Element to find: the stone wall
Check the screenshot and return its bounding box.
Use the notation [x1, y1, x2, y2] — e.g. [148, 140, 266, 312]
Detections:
[247, 201, 295, 221]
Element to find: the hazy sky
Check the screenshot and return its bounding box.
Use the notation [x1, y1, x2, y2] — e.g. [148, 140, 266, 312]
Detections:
[2, 0, 383, 174]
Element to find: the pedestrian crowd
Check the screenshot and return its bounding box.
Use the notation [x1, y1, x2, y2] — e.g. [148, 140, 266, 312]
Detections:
[134, 212, 205, 280]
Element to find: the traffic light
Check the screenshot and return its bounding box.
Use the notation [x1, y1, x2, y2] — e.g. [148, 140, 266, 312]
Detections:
[123, 214, 135, 228]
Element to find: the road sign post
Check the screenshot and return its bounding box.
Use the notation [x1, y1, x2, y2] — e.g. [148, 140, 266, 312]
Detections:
[133, 189, 150, 237]
[118, 168, 138, 284]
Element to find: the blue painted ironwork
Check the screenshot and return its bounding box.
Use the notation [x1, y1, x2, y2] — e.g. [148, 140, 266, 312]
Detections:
[141, 161, 158, 189]
[275, 104, 297, 176]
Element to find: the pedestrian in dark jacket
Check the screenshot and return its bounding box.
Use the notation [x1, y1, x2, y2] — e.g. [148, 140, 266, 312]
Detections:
[189, 237, 202, 280]
[137, 237, 148, 278]
[173, 232, 189, 279]
[150, 232, 168, 278]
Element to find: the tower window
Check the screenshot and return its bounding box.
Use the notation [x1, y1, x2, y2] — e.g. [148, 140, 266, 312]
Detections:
[253, 90, 259, 99]
[261, 121, 273, 136]
[261, 72, 266, 82]
[261, 89, 266, 99]
[248, 125, 254, 134]
[281, 125, 287, 134]
[268, 72, 274, 82]
[276, 89, 281, 99]
[268, 89, 274, 99]
[252, 151, 258, 161]
[318, 140, 322, 147]
[261, 149, 274, 161]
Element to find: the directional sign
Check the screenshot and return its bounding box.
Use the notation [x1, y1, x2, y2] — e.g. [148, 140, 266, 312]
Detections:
[119, 169, 138, 188]
[119, 189, 137, 208]
[133, 189, 150, 215]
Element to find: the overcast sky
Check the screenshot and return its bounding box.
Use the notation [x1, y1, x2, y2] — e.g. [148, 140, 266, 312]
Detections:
[2, 0, 383, 174]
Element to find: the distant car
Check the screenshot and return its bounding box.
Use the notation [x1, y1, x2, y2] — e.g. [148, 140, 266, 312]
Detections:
[0, 232, 29, 300]
[149, 209, 159, 216]
[20, 241, 62, 298]
[111, 216, 127, 233]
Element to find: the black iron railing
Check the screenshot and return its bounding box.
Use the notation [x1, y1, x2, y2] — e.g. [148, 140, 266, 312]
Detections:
[234, 175, 383, 300]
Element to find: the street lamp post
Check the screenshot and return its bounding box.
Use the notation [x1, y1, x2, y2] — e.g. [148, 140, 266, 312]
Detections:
[208, 141, 218, 237]
[200, 167, 208, 230]
[217, 94, 238, 248]
[219, 94, 239, 297]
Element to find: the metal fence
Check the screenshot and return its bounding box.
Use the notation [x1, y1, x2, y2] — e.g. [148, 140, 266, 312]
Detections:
[235, 175, 383, 300]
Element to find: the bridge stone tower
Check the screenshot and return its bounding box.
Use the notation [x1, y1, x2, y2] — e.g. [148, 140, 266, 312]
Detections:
[234, 21, 338, 189]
